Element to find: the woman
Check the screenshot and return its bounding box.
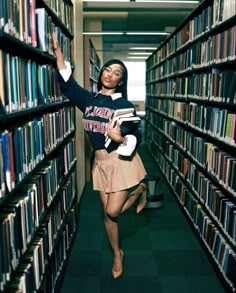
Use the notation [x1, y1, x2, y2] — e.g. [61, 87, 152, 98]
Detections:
[52, 33, 147, 279]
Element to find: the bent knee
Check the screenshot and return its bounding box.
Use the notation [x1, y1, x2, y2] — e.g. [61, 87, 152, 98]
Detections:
[105, 208, 120, 220]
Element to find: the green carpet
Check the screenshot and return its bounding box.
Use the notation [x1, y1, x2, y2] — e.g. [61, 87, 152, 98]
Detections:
[59, 142, 226, 293]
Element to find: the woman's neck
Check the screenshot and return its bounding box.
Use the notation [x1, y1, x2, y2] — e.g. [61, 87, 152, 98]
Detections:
[100, 87, 116, 96]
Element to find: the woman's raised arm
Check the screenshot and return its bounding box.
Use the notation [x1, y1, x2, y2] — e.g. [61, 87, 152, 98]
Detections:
[51, 32, 67, 71]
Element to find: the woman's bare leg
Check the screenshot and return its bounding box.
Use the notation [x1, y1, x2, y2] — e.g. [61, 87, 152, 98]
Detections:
[121, 183, 146, 214]
[99, 183, 146, 278]
[99, 191, 127, 278]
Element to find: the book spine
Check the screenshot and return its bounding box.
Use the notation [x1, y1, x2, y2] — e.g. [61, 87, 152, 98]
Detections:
[30, 0, 36, 47]
[1, 131, 11, 192]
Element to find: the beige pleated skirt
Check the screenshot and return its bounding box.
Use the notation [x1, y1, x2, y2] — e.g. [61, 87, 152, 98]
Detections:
[92, 149, 147, 193]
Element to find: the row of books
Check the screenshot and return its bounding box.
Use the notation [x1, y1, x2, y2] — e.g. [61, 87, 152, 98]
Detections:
[47, 208, 77, 292]
[6, 208, 77, 293]
[0, 170, 76, 292]
[148, 101, 236, 146]
[89, 40, 101, 70]
[0, 50, 65, 113]
[148, 118, 236, 196]
[43, 107, 75, 154]
[147, 69, 236, 104]
[156, 128, 236, 194]
[44, 0, 73, 31]
[186, 162, 236, 241]
[89, 63, 100, 86]
[0, 0, 72, 47]
[0, 107, 74, 196]
[147, 26, 236, 82]
[149, 146, 236, 290]
[173, 158, 236, 248]
[36, 8, 72, 60]
[148, 26, 236, 81]
[150, 118, 236, 195]
[179, 185, 236, 290]
[158, 120, 187, 150]
[176, 0, 236, 48]
[146, 0, 236, 65]
[187, 149, 236, 194]
[186, 133, 235, 171]
[90, 80, 98, 93]
[191, 28, 236, 66]
[188, 105, 236, 145]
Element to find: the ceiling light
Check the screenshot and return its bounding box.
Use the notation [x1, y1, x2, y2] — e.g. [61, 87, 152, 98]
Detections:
[83, 32, 169, 36]
[129, 47, 157, 50]
[83, 0, 129, 2]
[83, 0, 199, 2]
[127, 56, 148, 59]
[128, 52, 152, 55]
[135, 0, 199, 3]
[83, 32, 123, 35]
[126, 32, 169, 35]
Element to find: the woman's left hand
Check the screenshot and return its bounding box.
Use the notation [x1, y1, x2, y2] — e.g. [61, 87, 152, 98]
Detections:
[106, 120, 124, 143]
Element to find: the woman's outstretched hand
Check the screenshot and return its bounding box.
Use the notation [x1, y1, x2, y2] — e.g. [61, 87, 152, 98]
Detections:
[51, 32, 67, 70]
[51, 32, 59, 51]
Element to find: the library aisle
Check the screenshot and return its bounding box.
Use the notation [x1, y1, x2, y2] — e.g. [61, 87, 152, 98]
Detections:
[60, 141, 226, 293]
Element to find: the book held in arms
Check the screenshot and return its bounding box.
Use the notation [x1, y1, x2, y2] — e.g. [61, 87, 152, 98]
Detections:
[105, 108, 141, 148]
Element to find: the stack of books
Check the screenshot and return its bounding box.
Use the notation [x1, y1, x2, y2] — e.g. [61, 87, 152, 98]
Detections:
[105, 108, 141, 148]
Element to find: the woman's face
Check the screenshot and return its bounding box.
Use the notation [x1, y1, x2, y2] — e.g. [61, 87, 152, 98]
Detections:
[101, 64, 123, 90]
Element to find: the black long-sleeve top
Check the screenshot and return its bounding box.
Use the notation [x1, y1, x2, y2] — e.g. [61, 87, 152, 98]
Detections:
[58, 74, 142, 152]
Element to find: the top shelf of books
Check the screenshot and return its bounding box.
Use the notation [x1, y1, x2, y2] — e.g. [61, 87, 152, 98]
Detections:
[147, 0, 236, 68]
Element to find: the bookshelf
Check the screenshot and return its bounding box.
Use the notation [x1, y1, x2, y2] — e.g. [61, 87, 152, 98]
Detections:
[83, 36, 101, 182]
[0, 0, 79, 292]
[145, 0, 236, 291]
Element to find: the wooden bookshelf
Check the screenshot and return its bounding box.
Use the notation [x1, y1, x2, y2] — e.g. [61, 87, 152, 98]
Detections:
[0, 0, 79, 292]
[145, 0, 236, 292]
[83, 36, 101, 182]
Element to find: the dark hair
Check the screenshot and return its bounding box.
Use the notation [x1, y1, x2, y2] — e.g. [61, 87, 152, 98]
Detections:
[97, 59, 128, 99]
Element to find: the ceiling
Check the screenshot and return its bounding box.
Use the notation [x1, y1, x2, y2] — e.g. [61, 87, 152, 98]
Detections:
[83, 0, 202, 62]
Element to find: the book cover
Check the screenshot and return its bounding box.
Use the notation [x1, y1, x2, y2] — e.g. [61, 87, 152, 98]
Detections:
[4, 52, 11, 113]
[31, 61, 38, 107]
[105, 115, 140, 148]
[1, 131, 11, 192]
[10, 55, 17, 112]
[24, 61, 30, 108]
[23, 0, 30, 44]
[227, 72, 236, 104]
[13, 127, 23, 184]
[0, 50, 5, 112]
[8, 132, 15, 190]
[30, 0, 37, 47]
[35, 8, 47, 51]
[27, 60, 33, 108]
[19, 58, 26, 109]
[18, 0, 24, 41]
[0, 136, 6, 199]
[111, 107, 135, 121]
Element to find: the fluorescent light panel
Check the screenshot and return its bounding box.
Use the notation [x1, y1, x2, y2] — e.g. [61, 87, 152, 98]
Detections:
[135, 0, 199, 3]
[126, 32, 169, 35]
[83, 32, 123, 35]
[84, 0, 129, 2]
[83, 32, 169, 35]
[83, 0, 199, 2]
[129, 47, 157, 50]
[127, 56, 148, 59]
[128, 52, 152, 55]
